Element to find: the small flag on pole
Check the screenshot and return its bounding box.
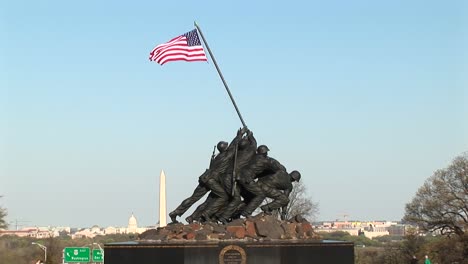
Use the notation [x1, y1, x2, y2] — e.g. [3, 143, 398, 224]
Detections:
[149, 29, 208, 65]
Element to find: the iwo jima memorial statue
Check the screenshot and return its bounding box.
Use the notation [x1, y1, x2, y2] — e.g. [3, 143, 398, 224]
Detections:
[104, 23, 354, 264]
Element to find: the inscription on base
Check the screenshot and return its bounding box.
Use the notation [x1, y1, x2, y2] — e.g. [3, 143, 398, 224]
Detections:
[219, 245, 246, 264]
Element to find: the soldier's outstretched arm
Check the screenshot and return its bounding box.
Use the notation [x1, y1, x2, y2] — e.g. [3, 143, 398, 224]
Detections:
[247, 130, 257, 147]
[227, 128, 245, 151]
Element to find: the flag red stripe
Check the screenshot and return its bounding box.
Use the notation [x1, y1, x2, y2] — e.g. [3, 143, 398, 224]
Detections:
[151, 37, 187, 55]
[160, 57, 207, 65]
[153, 46, 205, 57]
[152, 47, 206, 61]
[157, 53, 207, 65]
[149, 32, 207, 65]
[151, 50, 206, 63]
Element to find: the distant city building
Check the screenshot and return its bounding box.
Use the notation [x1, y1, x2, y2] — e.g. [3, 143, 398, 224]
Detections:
[314, 220, 406, 239]
[127, 213, 138, 233]
[0, 227, 53, 238]
[104, 226, 118, 235]
[72, 213, 149, 238]
[387, 224, 407, 236]
[71, 225, 104, 239]
[1, 213, 150, 239]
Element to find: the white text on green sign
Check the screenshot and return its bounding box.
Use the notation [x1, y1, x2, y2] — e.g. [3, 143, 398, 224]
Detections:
[92, 249, 103, 261]
[64, 247, 90, 263]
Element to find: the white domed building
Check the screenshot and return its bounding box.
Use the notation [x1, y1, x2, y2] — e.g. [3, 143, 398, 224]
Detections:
[102, 213, 149, 235]
[127, 213, 138, 233]
[125, 213, 149, 234]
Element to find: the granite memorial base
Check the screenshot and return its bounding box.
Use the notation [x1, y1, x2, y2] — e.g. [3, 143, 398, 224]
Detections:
[104, 240, 354, 264]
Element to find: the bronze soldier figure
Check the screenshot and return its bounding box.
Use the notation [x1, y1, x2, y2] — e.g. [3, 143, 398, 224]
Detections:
[218, 144, 287, 222]
[168, 128, 246, 223]
[258, 170, 301, 220]
[195, 127, 250, 222]
[184, 129, 257, 223]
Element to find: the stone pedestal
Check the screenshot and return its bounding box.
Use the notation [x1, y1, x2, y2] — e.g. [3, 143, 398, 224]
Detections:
[104, 240, 354, 264]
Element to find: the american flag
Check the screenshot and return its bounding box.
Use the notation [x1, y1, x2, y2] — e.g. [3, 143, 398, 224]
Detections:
[149, 29, 208, 65]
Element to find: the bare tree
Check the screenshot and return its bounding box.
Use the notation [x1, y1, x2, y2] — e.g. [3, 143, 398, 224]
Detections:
[256, 181, 319, 221]
[284, 181, 319, 221]
[0, 196, 7, 229]
[403, 153, 468, 259]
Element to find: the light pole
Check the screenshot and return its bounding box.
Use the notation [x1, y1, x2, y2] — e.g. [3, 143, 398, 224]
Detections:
[93, 242, 104, 263]
[32, 242, 47, 263]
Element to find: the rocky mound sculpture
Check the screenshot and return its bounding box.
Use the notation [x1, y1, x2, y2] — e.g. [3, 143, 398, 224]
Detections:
[139, 214, 320, 241]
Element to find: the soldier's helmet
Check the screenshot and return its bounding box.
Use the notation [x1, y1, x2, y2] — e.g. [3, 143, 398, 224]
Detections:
[290, 170, 301, 182]
[217, 141, 228, 152]
[257, 145, 270, 154]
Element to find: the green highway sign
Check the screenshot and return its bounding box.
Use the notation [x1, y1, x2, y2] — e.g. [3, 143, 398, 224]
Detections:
[92, 249, 104, 262]
[64, 247, 90, 263]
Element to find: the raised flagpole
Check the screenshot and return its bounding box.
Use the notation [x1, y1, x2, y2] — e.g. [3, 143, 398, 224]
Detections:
[194, 21, 247, 129]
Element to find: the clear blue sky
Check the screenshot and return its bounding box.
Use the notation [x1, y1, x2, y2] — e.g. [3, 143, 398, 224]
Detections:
[1, 0, 467, 228]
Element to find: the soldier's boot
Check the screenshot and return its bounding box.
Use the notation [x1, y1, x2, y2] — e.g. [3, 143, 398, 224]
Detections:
[185, 216, 194, 224]
[169, 211, 179, 223]
[260, 205, 273, 215]
[217, 217, 229, 225]
[200, 213, 213, 223]
[231, 213, 241, 220]
[241, 211, 252, 219]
